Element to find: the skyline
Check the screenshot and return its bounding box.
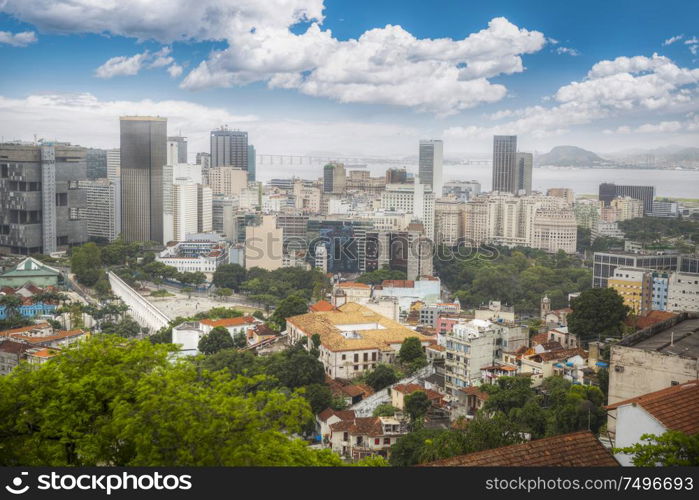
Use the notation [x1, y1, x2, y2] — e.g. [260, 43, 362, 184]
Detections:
[1, 0, 699, 165]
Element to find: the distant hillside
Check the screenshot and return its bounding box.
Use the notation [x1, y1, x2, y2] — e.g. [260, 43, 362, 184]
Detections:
[535, 146, 606, 167]
[667, 147, 699, 162]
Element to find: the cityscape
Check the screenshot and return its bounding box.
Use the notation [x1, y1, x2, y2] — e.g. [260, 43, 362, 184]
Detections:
[0, 0, 698, 481]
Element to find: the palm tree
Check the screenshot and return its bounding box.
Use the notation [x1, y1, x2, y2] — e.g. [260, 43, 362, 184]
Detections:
[0, 294, 23, 321]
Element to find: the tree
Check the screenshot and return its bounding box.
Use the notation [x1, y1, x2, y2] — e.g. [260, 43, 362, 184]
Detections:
[264, 345, 326, 389]
[301, 383, 333, 414]
[389, 428, 444, 466]
[404, 391, 431, 430]
[568, 288, 630, 342]
[101, 316, 141, 338]
[269, 295, 309, 330]
[398, 337, 425, 365]
[232, 332, 247, 349]
[71, 242, 102, 286]
[198, 326, 236, 355]
[372, 403, 397, 417]
[214, 288, 233, 301]
[212, 264, 246, 292]
[365, 364, 399, 391]
[614, 431, 699, 466]
[198, 349, 258, 377]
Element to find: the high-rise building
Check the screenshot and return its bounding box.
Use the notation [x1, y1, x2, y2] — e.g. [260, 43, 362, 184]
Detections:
[443, 180, 481, 202]
[515, 152, 533, 195]
[608, 267, 653, 315]
[599, 183, 655, 214]
[167, 136, 188, 163]
[418, 139, 443, 196]
[492, 135, 517, 194]
[247, 144, 256, 182]
[86, 148, 107, 179]
[79, 179, 121, 242]
[245, 215, 283, 271]
[106, 149, 120, 182]
[120, 116, 167, 243]
[211, 195, 239, 241]
[210, 128, 248, 170]
[381, 180, 435, 241]
[435, 198, 464, 246]
[208, 167, 248, 196]
[323, 162, 346, 194]
[0, 143, 88, 254]
[197, 184, 212, 233]
[196, 152, 211, 185]
[385, 167, 408, 184]
[547, 188, 574, 204]
[171, 180, 198, 242]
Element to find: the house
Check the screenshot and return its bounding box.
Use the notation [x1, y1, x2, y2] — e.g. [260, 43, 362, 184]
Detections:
[329, 416, 406, 460]
[390, 383, 444, 410]
[0, 323, 86, 349]
[316, 408, 356, 443]
[200, 316, 259, 337]
[606, 381, 699, 466]
[520, 347, 588, 387]
[171, 322, 206, 356]
[325, 376, 373, 406]
[0, 257, 61, 288]
[421, 431, 619, 466]
[0, 340, 32, 375]
[531, 327, 578, 349]
[286, 302, 432, 379]
[331, 282, 372, 306]
[453, 386, 490, 419]
[480, 364, 518, 384]
[246, 323, 277, 346]
[25, 347, 60, 366]
[0, 284, 59, 319]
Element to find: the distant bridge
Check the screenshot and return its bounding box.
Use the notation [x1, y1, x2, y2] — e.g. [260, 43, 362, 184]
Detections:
[256, 154, 491, 167]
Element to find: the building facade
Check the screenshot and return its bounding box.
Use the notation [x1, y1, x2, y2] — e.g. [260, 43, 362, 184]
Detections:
[492, 135, 517, 194]
[418, 139, 444, 196]
[210, 128, 248, 170]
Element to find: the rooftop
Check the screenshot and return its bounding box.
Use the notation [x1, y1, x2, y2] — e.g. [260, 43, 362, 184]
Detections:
[201, 316, 257, 328]
[287, 302, 430, 352]
[420, 431, 618, 467]
[624, 317, 699, 359]
[606, 381, 699, 434]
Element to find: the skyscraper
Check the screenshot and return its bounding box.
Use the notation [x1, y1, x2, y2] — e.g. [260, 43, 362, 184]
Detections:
[515, 152, 533, 195]
[210, 127, 248, 170]
[598, 183, 655, 214]
[167, 135, 187, 163]
[418, 139, 443, 196]
[247, 144, 256, 182]
[323, 162, 346, 194]
[120, 116, 167, 243]
[492, 135, 517, 194]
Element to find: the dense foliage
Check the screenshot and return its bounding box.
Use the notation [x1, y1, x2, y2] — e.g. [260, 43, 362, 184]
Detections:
[434, 247, 590, 313]
[356, 268, 408, 285]
[619, 216, 699, 245]
[614, 431, 699, 466]
[567, 288, 630, 342]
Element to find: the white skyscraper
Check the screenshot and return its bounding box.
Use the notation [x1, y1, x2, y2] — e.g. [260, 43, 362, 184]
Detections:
[418, 139, 443, 197]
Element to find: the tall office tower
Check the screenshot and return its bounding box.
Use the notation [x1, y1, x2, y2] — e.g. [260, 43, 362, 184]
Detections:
[120, 116, 167, 243]
[86, 148, 107, 179]
[79, 179, 121, 242]
[0, 143, 88, 255]
[106, 149, 120, 182]
[386, 167, 408, 184]
[515, 152, 533, 195]
[172, 180, 198, 242]
[196, 152, 211, 185]
[598, 183, 655, 214]
[247, 144, 256, 182]
[212, 195, 239, 240]
[492, 135, 517, 194]
[197, 184, 212, 233]
[166, 140, 179, 166]
[210, 127, 248, 169]
[418, 139, 444, 196]
[323, 162, 346, 194]
[167, 136, 187, 163]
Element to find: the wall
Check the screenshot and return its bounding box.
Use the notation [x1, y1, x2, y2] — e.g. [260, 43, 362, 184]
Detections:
[107, 271, 170, 333]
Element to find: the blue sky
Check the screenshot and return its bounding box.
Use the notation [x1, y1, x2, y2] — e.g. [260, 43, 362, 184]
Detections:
[0, 0, 698, 160]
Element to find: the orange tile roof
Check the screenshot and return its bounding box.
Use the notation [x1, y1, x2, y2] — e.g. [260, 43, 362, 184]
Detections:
[381, 280, 414, 288]
[459, 386, 489, 400]
[627, 310, 678, 330]
[317, 408, 356, 422]
[0, 322, 51, 336]
[201, 316, 256, 328]
[309, 300, 336, 312]
[330, 417, 387, 437]
[605, 381, 699, 434]
[28, 347, 60, 358]
[10, 329, 86, 344]
[337, 281, 371, 289]
[420, 431, 618, 467]
[393, 384, 442, 402]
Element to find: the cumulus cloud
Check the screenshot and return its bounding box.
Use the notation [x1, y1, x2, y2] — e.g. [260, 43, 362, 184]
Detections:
[95, 47, 179, 78]
[663, 34, 684, 46]
[182, 17, 546, 115]
[167, 64, 183, 78]
[556, 46, 580, 56]
[0, 30, 37, 46]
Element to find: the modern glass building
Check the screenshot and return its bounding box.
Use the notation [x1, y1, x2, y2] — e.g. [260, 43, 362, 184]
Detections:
[492, 135, 517, 194]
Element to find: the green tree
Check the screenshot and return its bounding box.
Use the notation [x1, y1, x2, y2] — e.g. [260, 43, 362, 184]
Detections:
[101, 316, 141, 338]
[568, 288, 630, 342]
[301, 383, 333, 414]
[232, 332, 247, 349]
[214, 287, 233, 300]
[198, 326, 236, 355]
[389, 428, 444, 466]
[264, 345, 325, 389]
[404, 391, 431, 430]
[365, 364, 399, 391]
[71, 242, 102, 286]
[198, 349, 258, 377]
[614, 431, 699, 466]
[372, 403, 397, 417]
[269, 295, 309, 330]
[398, 337, 425, 365]
[212, 264, 246, 292]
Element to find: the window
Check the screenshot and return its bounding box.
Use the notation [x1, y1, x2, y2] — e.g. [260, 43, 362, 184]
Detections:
[341, 354, 346, 360]
[343, 432, 348, 441]
[384, 438, 391, 445]
[354, 353, 359, 362]
[354, 365, 358, 371]
[374, 438, 380, 445]
[363, 352, 368, 361]
[372, 352, 377, 361]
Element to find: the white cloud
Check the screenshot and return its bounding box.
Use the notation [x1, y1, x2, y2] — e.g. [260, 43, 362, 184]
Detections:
[556, 46, 580, 56]
[167, 64, 183, 78]
[685, 37, 699, 56]
[95, 52, 149, 78]
[182, 17, 546, 115]
[663, 34, 684, 46]
[0, 30, 37, 46]
[148, 46, 173, 68]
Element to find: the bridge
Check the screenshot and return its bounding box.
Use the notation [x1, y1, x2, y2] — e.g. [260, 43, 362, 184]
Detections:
[256, 155, 491, 167]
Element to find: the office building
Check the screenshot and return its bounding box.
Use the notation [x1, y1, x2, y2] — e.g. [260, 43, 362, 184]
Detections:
[0, 143, 88, 255]
[323, 162, 346, 194]
[598, 183, 655, 214]
[210, 128, 248, 170]
[418, 139, 443, 196]
[167, 136, 188, 163]
[120, 116, 167, 243]
[386, 168, 408, 184]
[172, 181, 198, 242]
[198, 184, 212, 234]
[106, 149, 120, 182]
[247, 144, 256, 182]
[607, 267, 653, 315]
[211, 195, 238, 241]
[492, 135, 517, 194]
[592, 251, 680, 288]
[547, 188, 574, 204]
[366, 230, 433, 280]
[381, 180, 435, 241]
[443, 180, 481, 202]
[79, 179, 121, 242]
[86, 148, 107, 179]
[434, 198, 464, 246]
[196, 152, 211, 185]
[650, 200, 679, 218]
[515, 152, 533, 195]
[245, 215, 283, 271]
[208, 167, 248, 196]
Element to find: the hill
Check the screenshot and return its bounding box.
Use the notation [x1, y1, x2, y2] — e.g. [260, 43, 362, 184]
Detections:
[535, 146, 606, 167]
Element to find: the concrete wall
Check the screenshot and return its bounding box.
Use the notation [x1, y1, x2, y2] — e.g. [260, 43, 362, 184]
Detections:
[107, 271, 170, 333]
[613, 404, 667, 466]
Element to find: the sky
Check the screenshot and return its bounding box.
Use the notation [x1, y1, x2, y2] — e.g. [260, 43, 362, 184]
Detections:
[0, 0, 698, 164]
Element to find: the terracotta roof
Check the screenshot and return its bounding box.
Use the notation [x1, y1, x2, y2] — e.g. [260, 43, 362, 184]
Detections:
[427, 344, 445, 352]
[421, 431, 618, 467]
[0, 340, 32, 355]
[531, 332, 549, 345]
[337, 282, 371, 289]
[532, 347, 587, 362]
[606, 381, 699, 434]
[0, 322, 51, 337]
[459, 386, 489, 400]
[330, 417, 385, 437]
[10, 329, 86, 345]
[287, 302, 430, 353]
[27, 347, 60, 358]
[381, 279, 415, 288]
[309, 300, 336, 312]
[201, 316, 256, 328]
[317, 408, 356, 422]
[627, 310, 678, 330]
[481, 365, 517, 372]
[393, 384, 442, 402]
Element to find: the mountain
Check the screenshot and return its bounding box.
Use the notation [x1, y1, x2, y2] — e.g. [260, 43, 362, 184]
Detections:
[535, 145, 607, 167]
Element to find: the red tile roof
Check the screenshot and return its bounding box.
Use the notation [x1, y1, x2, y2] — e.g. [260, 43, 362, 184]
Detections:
[317, 408, 356, 422]
[531, 332, 549, 345]
[420, 431, 618, 467]
[0, 322, 51, 337]
[381, 280, 415, 288]
[10, 329, 86, 345]
[309, 300, 335, 312]
[330, 417, 385, 437]
[393, 383, 442, 402]
[337, 281, 371, 289]
[201, 316, 256, 328]
[459, 386, 489, 400]
[606, 381, 699, 434]
[627, 310, 678, 330]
